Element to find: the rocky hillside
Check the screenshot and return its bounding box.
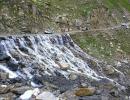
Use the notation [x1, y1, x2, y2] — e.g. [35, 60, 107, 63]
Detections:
[0, 0, 130, 100]
[0, 0, 130, 33]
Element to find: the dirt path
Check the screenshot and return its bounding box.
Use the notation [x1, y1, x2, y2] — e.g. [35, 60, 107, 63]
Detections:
[0, 22, 130, 37]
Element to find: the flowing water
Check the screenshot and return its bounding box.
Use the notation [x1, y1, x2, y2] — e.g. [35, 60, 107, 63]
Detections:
[0, 34, 125, 90]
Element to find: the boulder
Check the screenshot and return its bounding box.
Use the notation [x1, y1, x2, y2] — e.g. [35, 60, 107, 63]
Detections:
[75, 87, 96, 96]
[36, 91, 58, 100]
[19, 88, 40, 100]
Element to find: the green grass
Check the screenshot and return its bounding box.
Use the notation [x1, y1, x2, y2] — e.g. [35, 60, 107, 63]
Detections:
[32, 0, 98, 18]
[71, 29, 130, 62]
[104, 0, 130, 11]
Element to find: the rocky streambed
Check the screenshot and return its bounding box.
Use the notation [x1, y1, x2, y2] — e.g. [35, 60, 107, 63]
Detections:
[0, 33, 130, 100]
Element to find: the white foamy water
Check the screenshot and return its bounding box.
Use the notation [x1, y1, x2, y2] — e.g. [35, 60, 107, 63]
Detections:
[0, 34, 102, 81]
[0, 65, 18, 78]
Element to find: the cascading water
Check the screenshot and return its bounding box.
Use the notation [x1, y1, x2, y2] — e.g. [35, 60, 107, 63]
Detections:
[0, 33, 127, 99]
[0, 34, 102, 82]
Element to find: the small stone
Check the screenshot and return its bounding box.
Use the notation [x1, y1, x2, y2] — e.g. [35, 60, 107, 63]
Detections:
[69, 74, 77, 80]
[75, 87, 96, 96]
[58, 62, 69, 70]
[116, 61, 122, 67]
[104, 65, 115, 75]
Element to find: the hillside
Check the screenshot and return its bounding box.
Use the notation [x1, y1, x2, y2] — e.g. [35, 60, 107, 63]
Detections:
[0, 0, 130, 99]
[0, 0, 130, 33]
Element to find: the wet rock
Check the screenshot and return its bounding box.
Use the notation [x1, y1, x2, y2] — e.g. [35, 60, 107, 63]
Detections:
[18, 62, 26, 68]
[7, 60, 19, 71]
[31, 75, 44, 86]
[11, 86, 32, 95]
[0, 85, 11, 94]
[9, 78, 25, 84]
[14, 83, 23, 87]
[0, 92, 16, 100]
[97, 79, 115, 90]
[0, 72, 9, 80]
[36, 91, 58, 100]
[0, 37, 6, 41]
[126, 86, 130, 95]
[19, 90, 34, 100]
[19, 46, 29, 53]
[69, 74, 78, 80]
[109, 89, 119, 97]
[69, 41, 75, 47]
[75, 87, 96, 96]
[0, 44, 10, 61]
[116, 61, 122, 67]
[0, 54, 11, 61]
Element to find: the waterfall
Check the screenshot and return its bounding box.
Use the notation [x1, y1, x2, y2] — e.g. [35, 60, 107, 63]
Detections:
[0, 33, 122, 89]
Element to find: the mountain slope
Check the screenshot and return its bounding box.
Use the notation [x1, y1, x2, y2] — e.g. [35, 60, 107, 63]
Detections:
[0, 0, 130, 33]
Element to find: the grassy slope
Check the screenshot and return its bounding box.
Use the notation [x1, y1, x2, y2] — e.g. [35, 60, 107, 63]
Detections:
[70, 0, 130, 63]
[104, 0, 130, 11]
[71, 29, 130, 63]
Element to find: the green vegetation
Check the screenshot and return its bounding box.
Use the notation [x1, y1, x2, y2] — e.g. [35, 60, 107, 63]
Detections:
[0, 0, 130, 33]
[71, 29, 130, 62]
[0, 0, 130, 63]
[0, 0, 99, 33]
[104, 0, 130, 11]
